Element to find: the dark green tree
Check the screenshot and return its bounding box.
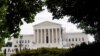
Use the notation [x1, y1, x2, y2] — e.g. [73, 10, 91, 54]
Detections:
[0, 52, 4, 56]
[45, 0, 100, 42]
[0, 0, 44, 49]
[0, 0, 44, 38]
[0, 38, 5, 51]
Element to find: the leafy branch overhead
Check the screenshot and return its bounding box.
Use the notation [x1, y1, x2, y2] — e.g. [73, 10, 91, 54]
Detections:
[0, 0, 44, 38]
[0, 0, 100, 42]
[45, 0, 100, 42]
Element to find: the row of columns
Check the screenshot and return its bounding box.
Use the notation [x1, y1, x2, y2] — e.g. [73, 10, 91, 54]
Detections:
[35, 28, 62, 44]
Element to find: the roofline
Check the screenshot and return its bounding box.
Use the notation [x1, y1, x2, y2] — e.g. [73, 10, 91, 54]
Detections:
[65, 32, 85, 34]
[33, 21, 61, 27]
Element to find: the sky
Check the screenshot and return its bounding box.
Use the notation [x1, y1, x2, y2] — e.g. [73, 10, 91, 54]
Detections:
[19, 7, 94, 42]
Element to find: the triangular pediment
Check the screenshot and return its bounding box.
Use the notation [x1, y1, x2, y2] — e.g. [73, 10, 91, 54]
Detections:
[34, 21, 61, 27]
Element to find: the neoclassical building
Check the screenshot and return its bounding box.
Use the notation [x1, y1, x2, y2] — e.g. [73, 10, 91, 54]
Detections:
[33, 21, 63, 48]
[1, 21, 89, 56]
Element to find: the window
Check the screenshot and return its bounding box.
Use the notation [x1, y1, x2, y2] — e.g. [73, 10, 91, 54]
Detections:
[69, 39, 71, 42]
[79, 38, 81, 41]
[82, 38, 84, 41]
[76, 38, 77, 41]
[19, 40, 21, 43]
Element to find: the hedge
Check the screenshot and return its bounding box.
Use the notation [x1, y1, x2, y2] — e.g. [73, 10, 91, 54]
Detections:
[11, 48, 70, 56]
[11, 42, 100, 56]
[0, 52, 4, 56]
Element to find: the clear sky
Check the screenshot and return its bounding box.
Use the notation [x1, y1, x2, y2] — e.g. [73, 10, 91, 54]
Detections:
[20, 7, 94, 42]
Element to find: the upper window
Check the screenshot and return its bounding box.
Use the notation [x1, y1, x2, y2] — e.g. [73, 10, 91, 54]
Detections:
[76, 38, 77, 41]
[69, 39, 71, 42]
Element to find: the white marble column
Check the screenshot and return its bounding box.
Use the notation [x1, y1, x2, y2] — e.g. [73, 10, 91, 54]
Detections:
[50, 29, 52, 43]
[48, 29, 50, 43]
[44, 29, 46, 43]
[54, 29, 56, 43]
[58, 28, 59, 43]
[53, 29, 55, 43]
[35, 29, 37, 43]
[52, 28, 54, 43]
[37, 29, 39, 44]
[59, 28, 62, 44]
[58, 28, 60, 43]
[38, 29, 40, 43]
[56, 28, 58, 43]
[39, 29, 41, 43]
[42, 29, 44, 43]
[41, 29, 42, 43]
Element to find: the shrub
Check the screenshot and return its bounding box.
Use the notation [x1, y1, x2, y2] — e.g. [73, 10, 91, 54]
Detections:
[11, 48, 70, 56]
[0, 52, 4, 56]
[11, 42, 100, 56]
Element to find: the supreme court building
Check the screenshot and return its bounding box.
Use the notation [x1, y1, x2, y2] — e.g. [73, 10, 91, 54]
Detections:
[33, 21, 63, 48]
[1, 21, 89, 56]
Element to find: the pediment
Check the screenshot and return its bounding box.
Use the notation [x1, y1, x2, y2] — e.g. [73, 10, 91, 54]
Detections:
[34, 21, 61, 27]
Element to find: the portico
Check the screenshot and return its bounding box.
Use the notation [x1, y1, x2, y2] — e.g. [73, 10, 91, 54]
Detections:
[34, 21, 63, 48]
[35, 28, 61, 44]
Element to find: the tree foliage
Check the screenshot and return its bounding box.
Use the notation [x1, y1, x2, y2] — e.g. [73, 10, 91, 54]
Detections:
[45, 0, 100, 42]
[11, 43, 100, 56]
[0, 38, 5, 51]
[11, 48, 70, 56]
[0, 52, 4, 56]
[68, 42, 100, 56]
[0, 0, 44, 38]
